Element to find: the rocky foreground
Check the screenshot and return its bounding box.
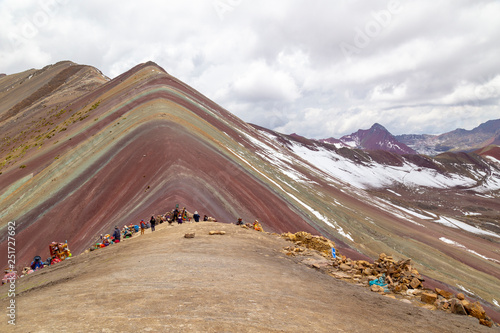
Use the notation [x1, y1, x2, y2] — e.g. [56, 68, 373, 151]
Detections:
[280, 231, 498, 328]
[1, 222, 497, 332]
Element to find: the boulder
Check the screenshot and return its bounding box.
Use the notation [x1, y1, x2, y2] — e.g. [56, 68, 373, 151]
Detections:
[329, 271, 351, 279]
[479, 318, 493, 328]
[184, 233, 195, 238]
[421, 292, 437, 305]
[209, 230, 226, 235]
[464, 301, 486, 320]
[406, 289, 422, 297]
[357, 260, 371, 267]
[339, 264, 351, 272]
[451, 298, 467, 315]
[371, 284, 385, 293]
[410, 278, 421, 289]
[435, 288, 453, 299]
[456, 293, 465, 300]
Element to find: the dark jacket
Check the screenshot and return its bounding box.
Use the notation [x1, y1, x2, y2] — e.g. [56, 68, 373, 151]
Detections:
[113, 228, 121, 241]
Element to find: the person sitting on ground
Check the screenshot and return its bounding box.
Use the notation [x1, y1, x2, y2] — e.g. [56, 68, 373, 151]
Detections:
[140, 220, 146, 235]
[2, 269, 18, 285]
[113, 226, 121, 243]
[44, 257, 52, 266]
[236, 218, 244, 226]
[203, 215, 208, 221]
[165, 212, 172, 225]
[30, 256, 44, 271]
[193, 211, 200, 222]
[253, 220, 264, 232]
[177, 213, 183, 224]
[102, 236, 111, 246]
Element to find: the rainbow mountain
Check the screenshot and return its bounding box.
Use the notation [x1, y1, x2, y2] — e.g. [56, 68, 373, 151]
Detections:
[0, 61, 499, 314]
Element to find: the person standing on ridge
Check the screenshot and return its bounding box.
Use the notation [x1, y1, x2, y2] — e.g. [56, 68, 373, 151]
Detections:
[140, 219, 146, 235]
[113, 226, 121, 243]
[172, 207, 179, 221]
[150, 215, 156, 232]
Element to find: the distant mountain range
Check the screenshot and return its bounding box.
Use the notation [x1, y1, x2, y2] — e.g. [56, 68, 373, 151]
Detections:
[319, 119, 500, 156]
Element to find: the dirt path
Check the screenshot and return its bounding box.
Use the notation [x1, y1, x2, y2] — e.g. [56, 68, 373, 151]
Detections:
[1, 222, 496, 332]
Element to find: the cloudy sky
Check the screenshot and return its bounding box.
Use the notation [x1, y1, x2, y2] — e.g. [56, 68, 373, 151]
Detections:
[1, 0, 499, 138]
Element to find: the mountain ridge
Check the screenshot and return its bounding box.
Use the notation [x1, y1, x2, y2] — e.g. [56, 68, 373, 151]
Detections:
[0, 61, 499, 321]
[2, 222, 495, 331]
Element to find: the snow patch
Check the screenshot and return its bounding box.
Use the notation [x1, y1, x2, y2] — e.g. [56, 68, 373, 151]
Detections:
[434, 217, 500, 238]
[386, 189, 401, 196]
[288, 143, 500, 192]
[439, 237, 500, 264]
[457, 284, 476, 296]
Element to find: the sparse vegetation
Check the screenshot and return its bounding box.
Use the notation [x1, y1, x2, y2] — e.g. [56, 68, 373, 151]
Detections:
[89, 101, 101, 110]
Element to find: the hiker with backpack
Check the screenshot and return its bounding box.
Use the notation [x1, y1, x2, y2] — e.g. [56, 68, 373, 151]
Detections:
[140, 219, 146, 235]
[150, 215, 156, 232]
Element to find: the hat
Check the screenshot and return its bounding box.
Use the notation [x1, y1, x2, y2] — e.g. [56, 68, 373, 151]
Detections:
[194, 211, 198, 214]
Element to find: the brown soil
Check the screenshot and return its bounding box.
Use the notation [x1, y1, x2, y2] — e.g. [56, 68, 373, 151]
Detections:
[1, 222, 497, 332]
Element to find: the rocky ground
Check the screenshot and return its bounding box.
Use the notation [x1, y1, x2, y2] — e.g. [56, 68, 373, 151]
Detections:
[1, 222, 498, 332]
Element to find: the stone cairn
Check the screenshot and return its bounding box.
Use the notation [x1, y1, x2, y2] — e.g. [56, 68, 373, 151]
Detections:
[281, 231, 495, 328]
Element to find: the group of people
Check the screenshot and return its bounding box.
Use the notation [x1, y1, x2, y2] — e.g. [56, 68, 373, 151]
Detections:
[91, 206, 211, 250]
[2, 205, 266, 286]
[1, 241, 73, 285]
[236, 218, 264, 232]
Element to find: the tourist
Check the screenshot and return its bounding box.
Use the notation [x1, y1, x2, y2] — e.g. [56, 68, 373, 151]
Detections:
[236, 218, 244, 226]
[113, 226, 121, 243]
[140, 219, 146, 235]
[1, 269, 18, 285]
[150, 215, 156, 232]
[193, 211, 200, 222]
[172, 207, 179, 221]
[180, 207, 187, 222]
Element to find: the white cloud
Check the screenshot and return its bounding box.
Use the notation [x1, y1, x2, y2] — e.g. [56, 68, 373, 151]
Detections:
[0, 0, 499, 139]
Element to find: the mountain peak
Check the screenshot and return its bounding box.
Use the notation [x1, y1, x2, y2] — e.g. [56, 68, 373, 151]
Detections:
[334, 123, 416, 154]
[370, 123, 387, 131]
